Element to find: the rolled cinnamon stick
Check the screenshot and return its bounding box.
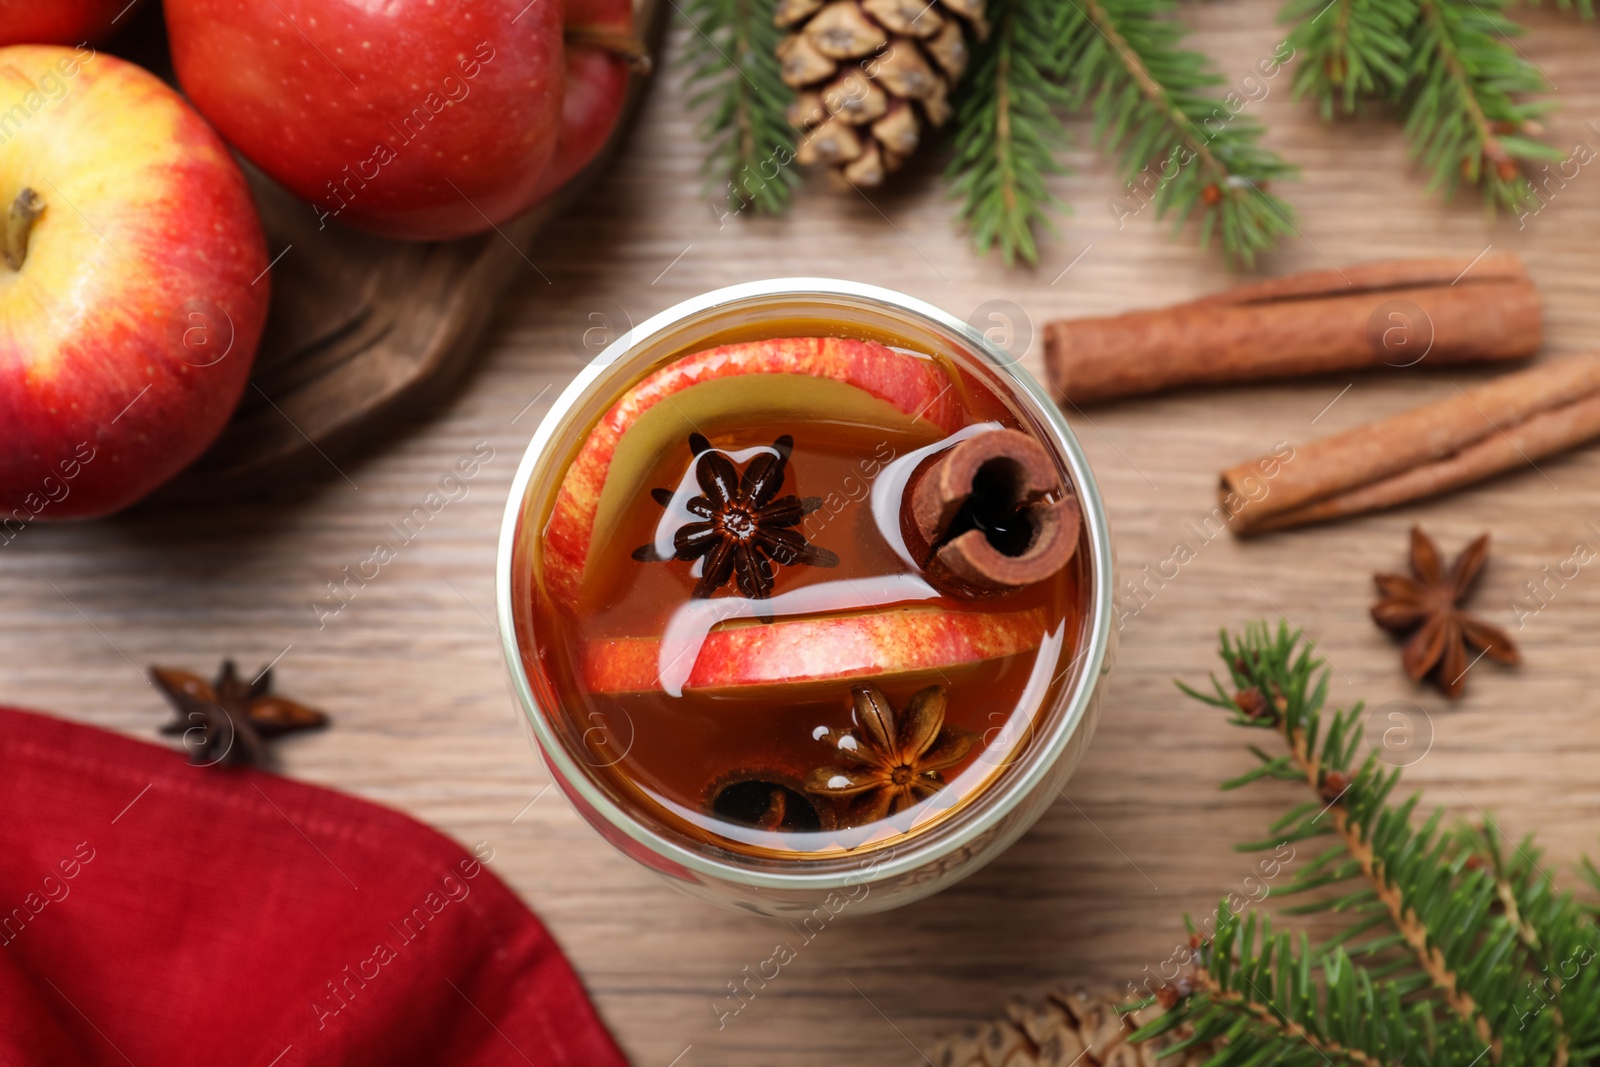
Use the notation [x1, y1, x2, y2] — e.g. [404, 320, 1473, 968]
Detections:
[1045, 255, 1541, 404]
[902, 429, 1080, 598]
[1223, 354, 1600, 536]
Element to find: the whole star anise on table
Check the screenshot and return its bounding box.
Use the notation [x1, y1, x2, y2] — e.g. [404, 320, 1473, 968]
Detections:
[805, 684, 973, 827]
[1370, 526, 1520, 699]
[633, 432, 839, 599]
[151, 660, 328, 767]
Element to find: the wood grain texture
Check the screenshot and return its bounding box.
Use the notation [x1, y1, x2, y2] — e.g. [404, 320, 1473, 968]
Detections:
[5, 5, 1600, 1065]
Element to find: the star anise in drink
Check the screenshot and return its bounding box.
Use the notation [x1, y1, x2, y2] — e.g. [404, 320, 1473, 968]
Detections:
[1370, 526, 1520, 699]
[805, 684, 973, 826]
[152, 660, 328, 767]
[633, 433, 838, 599]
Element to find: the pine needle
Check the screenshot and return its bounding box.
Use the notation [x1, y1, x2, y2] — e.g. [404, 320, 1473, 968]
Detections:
[1280, 0, 1564, 213]
[947, 0, 1072, 266]
[1402, 0, 1561, 213]
[1062, 0, 1300, 267]
[680, 0, 800, 216]
[1283, 0, 1416, 117]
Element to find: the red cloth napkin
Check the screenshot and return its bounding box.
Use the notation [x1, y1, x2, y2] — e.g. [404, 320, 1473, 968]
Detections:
[0, 706, 628, 1067]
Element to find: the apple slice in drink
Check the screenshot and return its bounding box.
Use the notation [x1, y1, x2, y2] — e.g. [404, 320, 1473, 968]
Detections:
[581, 605, 1046, 694]
[542, 337, 963, 613]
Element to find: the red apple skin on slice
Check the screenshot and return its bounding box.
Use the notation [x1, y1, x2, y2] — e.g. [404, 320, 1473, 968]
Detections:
[542, 337, 964, 614]
[582, 606, 1046, 694]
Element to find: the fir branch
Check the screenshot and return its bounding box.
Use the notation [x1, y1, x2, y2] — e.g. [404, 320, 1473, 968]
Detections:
[1468, 824, 1566, 1066]
[1061, 0, 1299, 266]
[1224, 630, 1506, 1055]
[1331, 784, 1497, 1053]
[1581, 857, 1600, 917]
[1282, 0, 1417, 117]
[1171, 623, 1600, 1067]
[1182, 626, 1521, 1062]
[1134, 905, 1484, 1067]
[947, 0, 1071, 265]
[1457, 820, 1600, 1067]
[1402, 0, 1560, 212]
[1279, 0, 1563, 212]
[680, 0, 799, 216]
[1466, 821, 1544, 949]
[1242, 678, 1497, 1050]
[1189, 959, 1390, 1067]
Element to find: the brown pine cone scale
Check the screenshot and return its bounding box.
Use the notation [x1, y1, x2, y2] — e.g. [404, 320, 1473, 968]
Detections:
[934, 988, 1214, 1067]
[777, 0, 985, 186]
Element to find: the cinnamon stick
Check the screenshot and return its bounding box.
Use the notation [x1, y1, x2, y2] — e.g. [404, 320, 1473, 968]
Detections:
[1044, 255, 1541, 404]
[902, 429, 1080, 598]
[1223, 354, 1600, 536]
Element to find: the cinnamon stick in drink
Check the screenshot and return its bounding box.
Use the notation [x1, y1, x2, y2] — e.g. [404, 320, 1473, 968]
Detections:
[1223, 355, 1600, 536]
[1044, 255, 1541, 404]
[901, 429, 1080, 599]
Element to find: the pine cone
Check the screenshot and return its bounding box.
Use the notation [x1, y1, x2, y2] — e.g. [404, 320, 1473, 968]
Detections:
[776, 0, 985, 187]
[933, 988, 1215, 1067]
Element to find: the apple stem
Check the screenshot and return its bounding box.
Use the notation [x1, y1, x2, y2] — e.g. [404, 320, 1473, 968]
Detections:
[4, 188, 45, 272]
[564, 25, 652, 74]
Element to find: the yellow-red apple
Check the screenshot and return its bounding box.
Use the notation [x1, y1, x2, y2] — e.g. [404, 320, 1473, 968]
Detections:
[0, 46, 268, 523]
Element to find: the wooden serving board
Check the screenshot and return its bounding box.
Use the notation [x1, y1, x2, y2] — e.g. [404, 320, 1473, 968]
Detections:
[157, 0, 665, 498]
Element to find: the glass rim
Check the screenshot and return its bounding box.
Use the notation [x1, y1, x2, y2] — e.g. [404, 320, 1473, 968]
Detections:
[494, 277, 1115, 891]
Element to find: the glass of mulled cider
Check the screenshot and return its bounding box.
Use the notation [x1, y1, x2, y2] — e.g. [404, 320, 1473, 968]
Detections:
[497, 280, 1113, 916]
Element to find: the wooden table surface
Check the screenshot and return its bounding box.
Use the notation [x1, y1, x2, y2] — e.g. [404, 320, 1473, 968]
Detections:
[8, 6, 1600, 1064]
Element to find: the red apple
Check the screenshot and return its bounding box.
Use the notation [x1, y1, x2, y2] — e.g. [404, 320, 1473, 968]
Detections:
[581, 606, 1047, 694]
[163, 0, 635, 240]
[0, 0, 138, 47]
[0, 46, 268, 523]
[542, 337, 966, 613]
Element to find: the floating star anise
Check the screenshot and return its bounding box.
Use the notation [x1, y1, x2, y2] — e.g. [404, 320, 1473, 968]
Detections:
[152, 660, 328, 767]
[1371, 526, 1520, 699]
[633, 433, 839, 599]
[805, 684, 973, 827]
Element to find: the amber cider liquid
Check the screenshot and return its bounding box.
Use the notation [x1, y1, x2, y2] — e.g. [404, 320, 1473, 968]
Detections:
[529, 351, 1085, 858]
